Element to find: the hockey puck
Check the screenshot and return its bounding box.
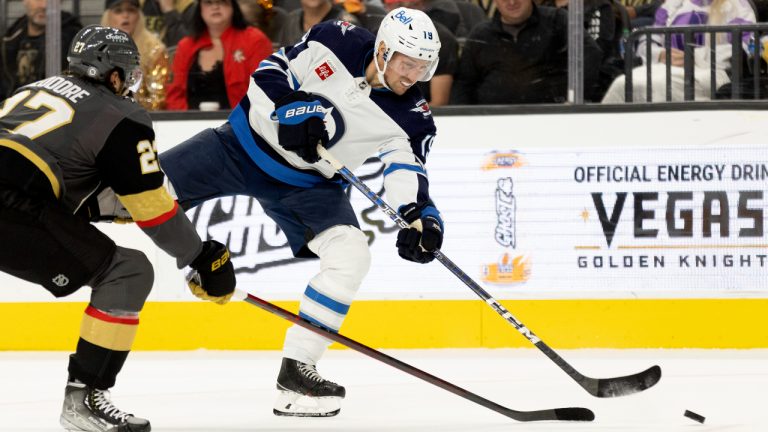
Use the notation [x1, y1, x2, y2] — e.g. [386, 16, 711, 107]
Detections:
[684, 410, 705, 424]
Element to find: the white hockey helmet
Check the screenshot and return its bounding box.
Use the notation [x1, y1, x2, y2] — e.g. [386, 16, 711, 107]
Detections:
[374, 7, 441, 90]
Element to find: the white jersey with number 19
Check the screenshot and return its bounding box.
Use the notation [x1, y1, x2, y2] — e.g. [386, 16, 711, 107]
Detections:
[227, 20, 437, 214]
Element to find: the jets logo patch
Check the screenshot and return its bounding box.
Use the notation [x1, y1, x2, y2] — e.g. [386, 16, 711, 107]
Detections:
[315, 61, 335, 80]
[411, 99, 432, 118]
[336, 20, 357, 35]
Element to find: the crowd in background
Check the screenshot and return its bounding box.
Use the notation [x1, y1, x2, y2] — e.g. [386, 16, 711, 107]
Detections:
[2, 0, 768, 109]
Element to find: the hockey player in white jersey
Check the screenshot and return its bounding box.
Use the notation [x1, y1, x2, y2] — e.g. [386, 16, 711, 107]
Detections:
[160, 7, 444, 417]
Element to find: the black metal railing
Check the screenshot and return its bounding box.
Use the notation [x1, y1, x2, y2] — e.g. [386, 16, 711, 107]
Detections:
[625, 23, 768, 102]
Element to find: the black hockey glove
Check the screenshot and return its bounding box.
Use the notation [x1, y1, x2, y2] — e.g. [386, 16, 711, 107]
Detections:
[396, 203, 444, 264]
[187, 240, 236, 305]
[272, 91, 329, 164]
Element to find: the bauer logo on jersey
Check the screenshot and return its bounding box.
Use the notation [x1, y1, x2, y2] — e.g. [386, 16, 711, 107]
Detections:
[315, 61, 336, 81]
[410, 99, 432, 118]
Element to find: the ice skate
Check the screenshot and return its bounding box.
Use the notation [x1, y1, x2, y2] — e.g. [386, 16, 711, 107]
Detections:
[273, 357, 345, 417]
[59, 380, 150, 432]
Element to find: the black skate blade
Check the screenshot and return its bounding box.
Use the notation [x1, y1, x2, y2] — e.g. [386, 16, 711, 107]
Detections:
[594, 365, 662, 398]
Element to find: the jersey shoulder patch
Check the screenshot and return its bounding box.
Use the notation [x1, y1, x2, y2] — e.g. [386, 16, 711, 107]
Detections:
[311, 20, 373, 47]
[401, 90, 437, 141]
[409, 97, 433, 120]
[304, 21, 375, 78]
[333, 20, 358, 36]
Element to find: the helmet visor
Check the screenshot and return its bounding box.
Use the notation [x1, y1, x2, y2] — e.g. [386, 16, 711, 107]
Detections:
[388, 52, 439, 83]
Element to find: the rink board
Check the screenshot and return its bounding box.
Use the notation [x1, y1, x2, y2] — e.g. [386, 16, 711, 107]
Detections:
[2, 298, 768, 350]
[1, 110, 766, 349]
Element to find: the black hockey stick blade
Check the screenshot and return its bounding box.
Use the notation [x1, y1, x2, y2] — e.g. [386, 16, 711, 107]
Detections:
[591, 365, 662, 398]
[235, 290, 595, 422]
[513, 407, 595, 422]
[537, 342, 661, 398]
[556, 408, 596, 422]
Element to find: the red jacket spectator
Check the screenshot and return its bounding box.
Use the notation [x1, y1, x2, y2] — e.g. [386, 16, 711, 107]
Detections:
[166, 26, 272, 109]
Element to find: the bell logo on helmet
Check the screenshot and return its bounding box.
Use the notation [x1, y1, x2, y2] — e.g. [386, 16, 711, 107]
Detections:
[393, 10, 413, 25]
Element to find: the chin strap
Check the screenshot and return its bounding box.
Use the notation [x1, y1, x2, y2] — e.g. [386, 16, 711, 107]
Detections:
[374, 46, 392, 91]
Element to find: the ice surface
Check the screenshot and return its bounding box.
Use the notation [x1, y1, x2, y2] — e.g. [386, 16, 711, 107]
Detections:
[1, 349, 766, 431]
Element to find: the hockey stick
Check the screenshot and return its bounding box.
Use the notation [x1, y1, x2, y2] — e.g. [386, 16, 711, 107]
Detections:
[234, 289, 594, 422]
[317, 146, 661, 398]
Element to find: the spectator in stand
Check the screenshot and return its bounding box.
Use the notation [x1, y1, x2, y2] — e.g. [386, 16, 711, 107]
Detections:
[166, 0, 273, 110]
[538, 0, 617, 59]
[238, 0, 289, 42]
[602, 0, 757, 103]
[426, 0, 488, 38]
[470, 0, 497, 18]
[715, 0, 768, 98]
[275, 0, 301, 10]
[0, 0, 82, 98]
[336, 0, 389, 33]
[621, 0, 663, 29]
[451, 0, 602, 104]
[273, 0, 360, 47]
[382, 0, 459, 106]
[140, 0, 197, 47]
[536, 0, 621, 100]
[102, 0, 171, 110]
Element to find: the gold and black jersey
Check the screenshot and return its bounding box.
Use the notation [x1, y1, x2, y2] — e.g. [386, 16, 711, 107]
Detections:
[0, 75, 155, 213]
[0, 75, 202, 267]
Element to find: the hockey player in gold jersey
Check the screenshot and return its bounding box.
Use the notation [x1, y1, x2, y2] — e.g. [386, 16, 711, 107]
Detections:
[0, 25, 236, 432]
